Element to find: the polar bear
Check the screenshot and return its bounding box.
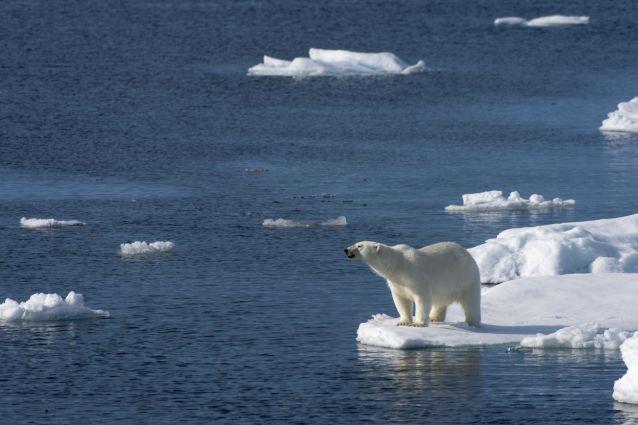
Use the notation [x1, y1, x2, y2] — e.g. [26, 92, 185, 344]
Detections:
[345, 241, 481, 327]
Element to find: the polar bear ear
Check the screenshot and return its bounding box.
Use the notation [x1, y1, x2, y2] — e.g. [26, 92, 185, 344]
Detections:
[374, 244, 381, 253]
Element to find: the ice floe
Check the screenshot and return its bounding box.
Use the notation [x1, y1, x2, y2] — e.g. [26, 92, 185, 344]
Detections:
[262, 216, 347, 228]
[20, 217, 86, 229]
[494, 15, 589, 27]
[120, 241, 175, 255]
[600, 97, 638, 134]
[445, 190, 574, 213]
[469, 213, 638, 283]
[520, 324, 632, 349]
[248, 48, 425, 77]
[614, 334, 638, 404]
[0, 291, 108, 321]
[357, 274, 638, 349]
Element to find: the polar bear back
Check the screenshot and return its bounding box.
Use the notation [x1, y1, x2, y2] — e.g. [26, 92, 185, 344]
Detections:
[403, 242, 480, 304]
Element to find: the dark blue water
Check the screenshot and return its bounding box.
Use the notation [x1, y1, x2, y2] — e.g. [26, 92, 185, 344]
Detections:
[2, 0, 638, 423]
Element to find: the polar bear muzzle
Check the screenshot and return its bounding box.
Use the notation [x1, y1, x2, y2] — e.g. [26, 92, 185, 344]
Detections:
[344, 247, 356, 259]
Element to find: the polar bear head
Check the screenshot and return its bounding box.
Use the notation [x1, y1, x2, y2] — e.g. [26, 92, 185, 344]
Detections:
[344, 241, 382, 261]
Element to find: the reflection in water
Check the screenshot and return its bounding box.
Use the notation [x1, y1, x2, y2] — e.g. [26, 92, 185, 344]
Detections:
[614, 402, 638, 425]
[355, 345, 627, 424]
[357, 345, 483, 418]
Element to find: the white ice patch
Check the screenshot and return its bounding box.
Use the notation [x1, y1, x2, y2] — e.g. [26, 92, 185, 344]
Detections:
[600, 97, 638, 134]
[248, 48, 425, 77]
[494, 15, 589, 27]
[470, 213, 638, 283]
[520, 324, 632, 349]
[357, 274, 638, 349]
[321, 216, 348, 226]
[614, 334, 638, 404]
[119, 241, 174, 255]
[445, 190, 575, 212]
[262, 216, 347, 228]
[20, 217, 86, 229]
[0, 291, 108, 321]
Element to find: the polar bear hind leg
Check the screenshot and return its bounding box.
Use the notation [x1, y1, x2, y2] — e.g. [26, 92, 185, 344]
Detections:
[429, 305, 447, 322]
[460, 285, 481, 327]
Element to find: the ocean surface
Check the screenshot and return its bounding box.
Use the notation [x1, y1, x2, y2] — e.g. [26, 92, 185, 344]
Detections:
[2, 0, 638, 423]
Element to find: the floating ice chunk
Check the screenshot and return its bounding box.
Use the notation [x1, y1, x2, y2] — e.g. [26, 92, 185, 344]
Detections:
[525, 15, 589, 27]
[357, 274, 638, 349]
[600, 97, 638, 134]
[321, 216, 348, 226]
[0, 291, 108, 321]
[244, 167, 269, 173]
[445, 190, 575, 212]
[262, 218, 310, 228]
[470, 213, 638, 283]
[20, 217, 86, 229]
[248, 48, 425, 77]
[262, 216, 348, 228]
[120, 241, 174, 255]
[494, 15, 589, 28]
[520, 324, 632, 349]
[614, 334, 638, 404]
[494, 17, 527, 26]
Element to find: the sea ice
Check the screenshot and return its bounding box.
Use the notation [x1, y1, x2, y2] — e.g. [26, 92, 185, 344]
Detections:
[262, 216, 347, 228]
[614, 334, 638, 404]
[357, 274, 638, 349]
[248, 48, 425, 77]
[20, 217, 86, 229]
[469, 213, 638, 283]
[600, 97, 638, 134]
[120, 241, 175, 255]
[445, 190, 575, 212]
[0, 291, 108, 321]
[494, 15, 589, 27]
[520, 324, 632, 349]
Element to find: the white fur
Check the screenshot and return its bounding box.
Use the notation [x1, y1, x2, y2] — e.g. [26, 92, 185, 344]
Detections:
[346, 241, 481, 327]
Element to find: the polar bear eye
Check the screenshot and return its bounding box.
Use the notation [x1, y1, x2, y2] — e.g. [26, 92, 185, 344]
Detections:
[357, 244, 363, 248]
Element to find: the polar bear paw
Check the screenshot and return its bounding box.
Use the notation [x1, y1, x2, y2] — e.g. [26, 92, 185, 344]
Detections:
[396, 319, 413, 326]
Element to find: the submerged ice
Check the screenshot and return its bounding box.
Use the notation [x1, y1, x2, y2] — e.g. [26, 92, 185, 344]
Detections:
[470, 213, 638, 283]
[20, 217, 86, 229]
[600, 97, 638, 134]
[248, 48, 425, 77]
[0, 291, 108, 321]
[494, 15, 589, 27]
[262, 216, 347, 228]
[120, 241, 174, 255]
[445, 190, 574, 212]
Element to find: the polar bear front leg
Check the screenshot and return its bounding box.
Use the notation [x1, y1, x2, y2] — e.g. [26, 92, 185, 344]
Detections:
[390, 287, 413, 326]
[413, 294, 432, 327]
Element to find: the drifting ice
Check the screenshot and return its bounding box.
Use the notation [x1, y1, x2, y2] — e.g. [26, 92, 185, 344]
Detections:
[356, 274, 638, 349]
[20, 217, 86, 229]
[248, 48, 425, 77]
[614, 334, 638, 404]
[600, 97, 638, 134]
[494, 15, 589, 27]
[0, 291, 108, 321]
[120, 241, 174, 255]
[262, 216, 347, 228]
[445, 190, 575, 212]
[470, 213, 638, 283]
